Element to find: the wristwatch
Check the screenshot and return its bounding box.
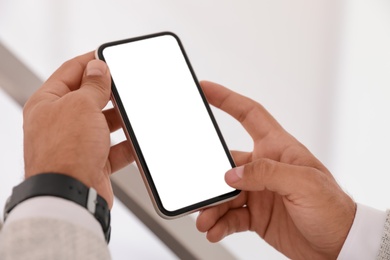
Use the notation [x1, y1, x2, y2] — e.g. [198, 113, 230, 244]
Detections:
[3, 173, 111, 243]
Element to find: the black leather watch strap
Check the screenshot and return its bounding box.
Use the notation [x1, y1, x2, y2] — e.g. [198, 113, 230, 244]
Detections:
[3, 173, 111, 243]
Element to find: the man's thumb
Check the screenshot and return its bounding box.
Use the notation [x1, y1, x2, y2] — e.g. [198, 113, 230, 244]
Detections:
[80, 60, 111, 109]
[225, 158, 313, 195]
[225, 166, 244, 185]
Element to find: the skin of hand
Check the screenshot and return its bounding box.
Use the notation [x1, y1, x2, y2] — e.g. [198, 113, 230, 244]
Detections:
[196, 81, 356, 259]
[23, 52, 133, 208]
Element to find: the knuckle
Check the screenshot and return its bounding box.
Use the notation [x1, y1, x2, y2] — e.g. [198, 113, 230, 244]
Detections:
[256, 158, 273, 174]
[82, 80, 109, 101]
[248, 158, 274, 189]
[63, 57, 84, 71]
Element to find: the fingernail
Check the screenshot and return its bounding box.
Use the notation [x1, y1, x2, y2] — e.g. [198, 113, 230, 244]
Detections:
[86, 60, 107, 76]
[225, 166, 244, 183]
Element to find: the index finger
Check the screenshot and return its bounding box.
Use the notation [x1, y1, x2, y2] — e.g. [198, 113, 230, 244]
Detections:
[38, 52, 95, 100]
[200, 81, 283, 141]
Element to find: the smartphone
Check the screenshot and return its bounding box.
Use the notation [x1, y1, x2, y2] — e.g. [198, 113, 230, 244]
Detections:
[96, 32, 240, 218]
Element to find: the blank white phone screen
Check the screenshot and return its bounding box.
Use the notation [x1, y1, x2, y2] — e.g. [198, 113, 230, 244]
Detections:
[102, 35, 234, 212]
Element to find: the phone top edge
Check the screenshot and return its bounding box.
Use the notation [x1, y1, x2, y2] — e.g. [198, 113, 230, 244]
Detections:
[96, 31, 180, 55]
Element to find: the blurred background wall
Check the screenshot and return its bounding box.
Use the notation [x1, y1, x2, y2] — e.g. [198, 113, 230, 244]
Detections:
[1, 0, 390, 259]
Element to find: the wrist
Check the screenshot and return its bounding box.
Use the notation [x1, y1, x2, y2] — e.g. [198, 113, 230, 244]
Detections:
[24, 167, 112, 207]
[4, 173, 111, 243]
[25, 165, 94, 188]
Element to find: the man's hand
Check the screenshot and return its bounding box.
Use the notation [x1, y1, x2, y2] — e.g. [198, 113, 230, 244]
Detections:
[23, 52, 133, 208]
[196, 81, 356, 259]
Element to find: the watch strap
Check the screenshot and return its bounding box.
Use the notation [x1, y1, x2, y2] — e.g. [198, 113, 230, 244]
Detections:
[4, 173, 111, 243]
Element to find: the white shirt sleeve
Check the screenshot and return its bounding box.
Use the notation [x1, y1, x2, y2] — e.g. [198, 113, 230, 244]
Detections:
[338, 203, 387, 260]
[2, 196, 105, 241]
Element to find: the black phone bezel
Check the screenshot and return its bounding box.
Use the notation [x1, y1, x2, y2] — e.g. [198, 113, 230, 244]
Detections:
[97, 31, 240, 217]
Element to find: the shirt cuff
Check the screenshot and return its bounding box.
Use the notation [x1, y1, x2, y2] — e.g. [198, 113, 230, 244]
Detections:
[2, 196, 105, 241]
[338, 203, 387, 260]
